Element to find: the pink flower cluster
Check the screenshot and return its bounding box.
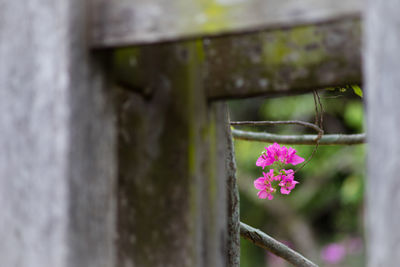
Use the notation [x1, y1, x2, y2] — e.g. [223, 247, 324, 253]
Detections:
[256, 142, 304, 168]
[254, 143, 304, 200]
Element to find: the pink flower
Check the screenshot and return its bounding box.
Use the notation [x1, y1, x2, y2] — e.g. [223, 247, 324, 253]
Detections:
[256, 143, 281, 168]
[256, 153, 274, 169]
[254, 143, 304, 199]
[321, 243, 346, 264]
[254, 170, 277, 200]
[278, 169, 299, 195]
[282, 147, 305, 165]
[256, 143, 304, 169]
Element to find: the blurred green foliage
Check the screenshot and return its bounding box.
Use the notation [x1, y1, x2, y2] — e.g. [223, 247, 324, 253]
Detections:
[229, 89, 365, 266]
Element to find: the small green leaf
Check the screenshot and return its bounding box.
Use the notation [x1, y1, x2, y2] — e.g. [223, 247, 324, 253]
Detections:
[351, 85, 363, 98]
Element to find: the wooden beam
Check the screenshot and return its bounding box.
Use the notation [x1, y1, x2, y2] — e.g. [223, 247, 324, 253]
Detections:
[205, 18, 361, 99]
[111, 18, 361, 99]
[91, 0, 362, 48]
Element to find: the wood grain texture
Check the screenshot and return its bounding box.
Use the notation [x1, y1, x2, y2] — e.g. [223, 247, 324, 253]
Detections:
[226, 124, 240, 267]
[111, 19, 361, 100]
[0, 1, 116, 267]
[205, 18, 361, 99]
[364, 0, 400, 266]
[91, 0, 362, 47]
[116, 41, 228, 267]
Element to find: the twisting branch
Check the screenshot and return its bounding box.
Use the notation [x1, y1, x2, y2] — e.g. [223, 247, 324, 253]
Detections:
[232, 129, 366, 145]
[237, 174, 319, 259]
[230, 117, 324, 172]
[230, 120, 323, 135]
[296, 90, 323, 172]
[240, 222, 319, 267]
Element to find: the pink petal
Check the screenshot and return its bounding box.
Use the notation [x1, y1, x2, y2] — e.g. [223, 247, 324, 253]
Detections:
[256, 156, 274, 168]
[287, 180, 299, 190]
[278, 147, 288, 162]
[272, 143, 281, 150]
[289, 154, 305, 165]
[267, 143, 281, 161]
[289, 181, 299, 190]
[264, 169, 274, 181]
[287, 147, 297, 156]
[267, 193, 274, 200]
[254, 178, 266, 190]
[265, 158, 275, 165]
[257, 190, 268, 199]
[285, 169, 294, 175]
[272, 173, 281, 181]
[280, 187, 291, 194]
[256, 156, 265, 166]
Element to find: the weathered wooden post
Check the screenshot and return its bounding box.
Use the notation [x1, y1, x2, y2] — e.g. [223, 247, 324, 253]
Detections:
[0, 1, 116, 267]
[114, 42, 229, 266]
[365, 0, 400, 265]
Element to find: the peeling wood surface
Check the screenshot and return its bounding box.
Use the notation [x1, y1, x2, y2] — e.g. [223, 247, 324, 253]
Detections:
[111, 18, 361, 100]
[91, 0, 362, 47]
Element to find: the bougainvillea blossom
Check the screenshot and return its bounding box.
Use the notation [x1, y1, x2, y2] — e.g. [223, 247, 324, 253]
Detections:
[254, 170, 278, 200]
[278, 169, 299, 194]
[256, 142, 305, 169]
[281, 147, 305, 165]
[254, 143, 303, 200]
